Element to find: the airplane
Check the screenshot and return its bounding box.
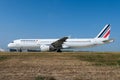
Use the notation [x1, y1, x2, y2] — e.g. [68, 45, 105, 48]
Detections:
[8, 24, 114, 52]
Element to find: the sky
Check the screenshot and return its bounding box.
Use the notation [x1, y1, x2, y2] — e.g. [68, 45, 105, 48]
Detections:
[0, 0, 119, 51]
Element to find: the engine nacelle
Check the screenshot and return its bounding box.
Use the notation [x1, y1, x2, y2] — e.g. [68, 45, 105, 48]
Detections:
[40, 45, 50, 51]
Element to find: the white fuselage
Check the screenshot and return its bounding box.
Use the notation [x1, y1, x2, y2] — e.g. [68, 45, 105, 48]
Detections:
[8, 38, 107, 51]
[7, 24, 113, 52]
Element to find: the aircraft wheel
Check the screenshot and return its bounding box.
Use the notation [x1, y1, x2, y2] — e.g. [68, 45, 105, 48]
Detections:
[57, 49, 62, 52]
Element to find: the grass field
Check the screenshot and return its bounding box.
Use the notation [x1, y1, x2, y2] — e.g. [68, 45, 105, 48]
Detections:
[0, 52, 120, 80]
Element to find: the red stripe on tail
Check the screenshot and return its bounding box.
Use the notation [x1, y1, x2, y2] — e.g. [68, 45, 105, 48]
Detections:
[103, 29, 110, 38]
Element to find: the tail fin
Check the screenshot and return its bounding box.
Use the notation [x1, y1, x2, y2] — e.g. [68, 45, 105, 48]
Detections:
[96, 24, 111, 39]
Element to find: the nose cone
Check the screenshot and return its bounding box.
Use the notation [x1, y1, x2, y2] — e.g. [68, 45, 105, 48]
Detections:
[8, 43, 11, 48]
[8, 43, 14, 48]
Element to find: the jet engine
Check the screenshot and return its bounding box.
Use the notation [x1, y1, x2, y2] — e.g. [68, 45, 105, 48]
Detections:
[40, 45, 50, 51]
[40, 45, 55, 51]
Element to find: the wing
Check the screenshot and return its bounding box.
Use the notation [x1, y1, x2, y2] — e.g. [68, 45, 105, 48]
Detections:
[51, 37, 68, 49]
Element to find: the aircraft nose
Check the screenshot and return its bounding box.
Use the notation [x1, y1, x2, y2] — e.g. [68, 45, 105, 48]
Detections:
[8, 43, 14, 48]
[8, 43, 11, 48]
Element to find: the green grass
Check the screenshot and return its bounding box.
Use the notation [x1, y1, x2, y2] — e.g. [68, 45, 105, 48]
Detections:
[0, 52, 120, 66]
[35, 75, 56, 80]
[0, 56, 9, 61]
[74, 52, 120, 66]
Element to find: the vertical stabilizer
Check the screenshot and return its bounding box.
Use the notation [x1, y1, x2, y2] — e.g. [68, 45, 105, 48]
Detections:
[96, 24, 111, 39]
